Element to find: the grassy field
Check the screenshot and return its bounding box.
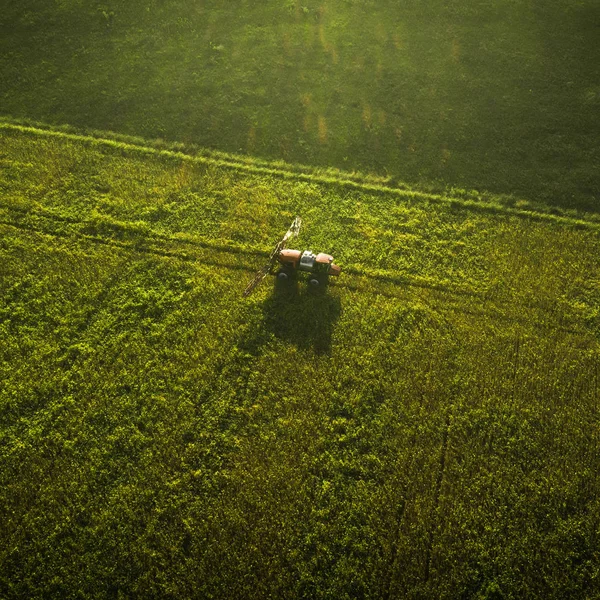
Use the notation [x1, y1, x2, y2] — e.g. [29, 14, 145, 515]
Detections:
[1, 0, 599, 211]
[1, 0, 599, 596]
[1, 124, 599, 598]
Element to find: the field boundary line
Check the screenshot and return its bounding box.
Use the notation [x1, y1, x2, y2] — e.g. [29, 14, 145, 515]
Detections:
[1, 121, 599, 230]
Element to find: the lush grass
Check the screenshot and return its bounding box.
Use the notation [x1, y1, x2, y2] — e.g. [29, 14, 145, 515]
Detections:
[1, 0, 599, 211]
[1, 126, 599, 598]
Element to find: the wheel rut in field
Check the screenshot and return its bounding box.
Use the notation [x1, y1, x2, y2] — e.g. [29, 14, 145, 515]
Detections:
[0, 203, 594, 338]
[424, 408, 452, 585]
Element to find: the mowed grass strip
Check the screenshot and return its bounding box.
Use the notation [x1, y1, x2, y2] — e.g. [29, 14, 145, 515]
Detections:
[1, 129, 599, 598]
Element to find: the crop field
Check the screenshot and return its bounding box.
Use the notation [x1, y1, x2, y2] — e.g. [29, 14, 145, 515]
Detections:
[1, 0, 599, 212]
[1, 124, 599, 598]
[1, 0, 600, 598]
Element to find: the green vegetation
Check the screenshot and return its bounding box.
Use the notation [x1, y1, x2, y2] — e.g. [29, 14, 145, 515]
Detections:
[1, 0, 599, 211]
[1, 125, 599, 598]
[1, 0, 599, 596]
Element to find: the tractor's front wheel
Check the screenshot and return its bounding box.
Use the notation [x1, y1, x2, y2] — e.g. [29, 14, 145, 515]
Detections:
[308, 274, 329, 291]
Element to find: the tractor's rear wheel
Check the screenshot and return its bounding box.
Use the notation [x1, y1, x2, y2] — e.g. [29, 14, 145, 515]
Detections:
[276, 267, 294, 281]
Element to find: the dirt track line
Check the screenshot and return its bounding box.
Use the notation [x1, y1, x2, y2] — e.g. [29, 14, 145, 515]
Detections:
[0, 215, 594, 336]
[424, 409, 452, 585]
[383, 497, 407, 600]
[2, 121, 600, 230]
[0, 204, 486, 298]
[0, 218, 256, 274]
[383, 427, 420, 600]
[0, 201, 258, 257]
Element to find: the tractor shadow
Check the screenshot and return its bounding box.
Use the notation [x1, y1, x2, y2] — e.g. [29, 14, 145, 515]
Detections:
[261, 276, 342, 355]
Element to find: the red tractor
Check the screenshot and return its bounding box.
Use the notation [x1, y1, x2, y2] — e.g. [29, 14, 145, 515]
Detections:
[244, 217, 341, 296]
[277, 249, 341, 286]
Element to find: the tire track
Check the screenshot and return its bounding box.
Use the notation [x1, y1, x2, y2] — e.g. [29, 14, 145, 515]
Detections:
[0, 201, 262, 257]
[0, 203, 487, 299]
[383, 430, 419, 600]
[0, 213, 592, 337]
[424, 409, 452, 585]
[0, 216, 258, 273]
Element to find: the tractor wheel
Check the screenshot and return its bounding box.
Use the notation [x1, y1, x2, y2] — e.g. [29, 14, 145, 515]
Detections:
[276, 268, 294, 282]
[308, 277, 320, 287]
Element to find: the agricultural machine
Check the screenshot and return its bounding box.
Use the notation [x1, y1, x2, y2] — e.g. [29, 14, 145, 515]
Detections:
[243, 217, 341, 296]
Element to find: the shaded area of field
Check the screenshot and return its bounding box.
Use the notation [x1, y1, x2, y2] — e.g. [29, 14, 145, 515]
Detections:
[1, 128, 599, 598]
[1, 0, 599, 211]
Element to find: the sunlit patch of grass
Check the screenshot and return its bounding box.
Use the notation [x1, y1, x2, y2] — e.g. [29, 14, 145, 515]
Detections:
[393, 31, 404, 50]
[303, 113, 312, 133]
[174, 162, 195, 190]
[330, 44, 339, 65]
[318, 115, 328, 144]
[303, 21, 316, 48]
[441, 147, 451, 166]
[362, 103, 372, 130]
[351, 53, 365, 72]
[280, 29, 292, 56]
[246, 125, 256, 152]
[318, 23, 329, 52]
[451, 38, 461, 63]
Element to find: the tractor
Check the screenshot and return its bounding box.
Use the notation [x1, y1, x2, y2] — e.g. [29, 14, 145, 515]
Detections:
[244, 217, 341, 296]
[276, 249, 341, 287]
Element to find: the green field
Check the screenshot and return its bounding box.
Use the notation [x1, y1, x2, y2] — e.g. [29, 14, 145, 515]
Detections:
[1, 124, 599, 598]
[1, 0, 600, 597]
[1, 0, 599, 211]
